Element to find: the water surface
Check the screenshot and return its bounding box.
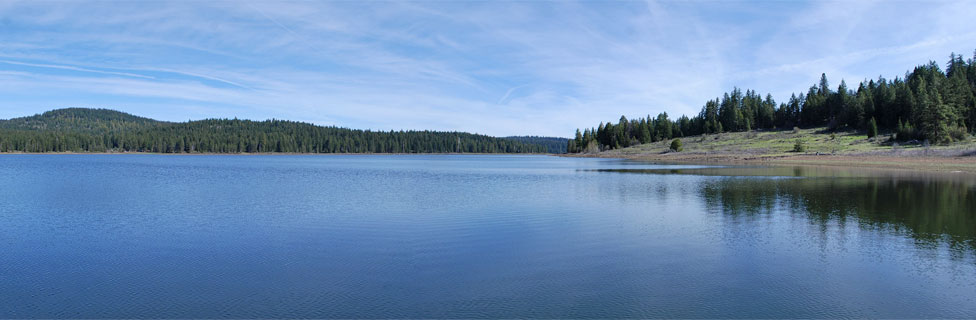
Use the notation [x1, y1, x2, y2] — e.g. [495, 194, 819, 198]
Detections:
[1, 155, 974, 318]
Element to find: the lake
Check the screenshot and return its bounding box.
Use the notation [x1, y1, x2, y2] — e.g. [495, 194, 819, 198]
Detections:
[1, 154, 974, 318]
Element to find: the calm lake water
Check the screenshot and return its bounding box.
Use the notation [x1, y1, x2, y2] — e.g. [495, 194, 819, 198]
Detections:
[1, 154, 975, 318]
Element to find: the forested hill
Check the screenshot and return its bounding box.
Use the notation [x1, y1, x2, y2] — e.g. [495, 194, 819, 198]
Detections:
[568, 49, 976, 153]
[0, 108, 558, 154]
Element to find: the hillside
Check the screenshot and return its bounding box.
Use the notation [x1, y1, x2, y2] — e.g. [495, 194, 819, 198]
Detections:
[0, 108, 560, 154]
[583, 128, 976, 173]
[604, 128, 973, 155]
[0, 108, 163, 133]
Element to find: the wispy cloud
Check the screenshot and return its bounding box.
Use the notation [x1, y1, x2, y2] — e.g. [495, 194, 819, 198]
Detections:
[0, 0, 973, 137]
[0, 60, 155, 79]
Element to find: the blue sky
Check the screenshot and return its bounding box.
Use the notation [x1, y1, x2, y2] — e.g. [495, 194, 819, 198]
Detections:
[1, 1, 974, 137]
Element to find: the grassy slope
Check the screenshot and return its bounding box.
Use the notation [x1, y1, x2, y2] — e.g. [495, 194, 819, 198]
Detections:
[612, 128, 973, 156]
[591, 128, 976, 173]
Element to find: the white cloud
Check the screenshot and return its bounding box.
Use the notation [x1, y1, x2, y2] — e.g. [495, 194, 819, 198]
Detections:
[0, 0, 973, 137]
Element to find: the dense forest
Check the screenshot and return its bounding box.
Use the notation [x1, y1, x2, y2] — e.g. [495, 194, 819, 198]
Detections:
[569, 50, 976, 153]
[503, 136, 569, 154]
[0, 108, 561, 154]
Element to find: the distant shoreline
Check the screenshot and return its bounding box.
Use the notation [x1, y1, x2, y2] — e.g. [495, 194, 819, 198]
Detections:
[1, 109, 569, 154]
[0, 152, 556, 156]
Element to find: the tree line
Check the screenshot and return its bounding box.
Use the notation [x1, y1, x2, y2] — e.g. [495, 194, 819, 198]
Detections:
[503, 136, 569, 154]
[0, 108, 554, 154]
[569, 50, 976, 152]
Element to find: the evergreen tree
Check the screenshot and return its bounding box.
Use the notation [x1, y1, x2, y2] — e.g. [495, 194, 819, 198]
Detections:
[915, 80, 952, 143]
[867, 117, 878, 139]
[564, 49, 976, 152]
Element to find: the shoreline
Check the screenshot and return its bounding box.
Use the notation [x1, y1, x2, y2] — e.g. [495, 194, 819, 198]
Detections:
[0, 152, 555, 156]
[562, 151, 976, 174]
[4, 151, 974, 175]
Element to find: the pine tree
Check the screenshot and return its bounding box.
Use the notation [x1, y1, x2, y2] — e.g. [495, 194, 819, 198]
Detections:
[867, 117, 878, 139]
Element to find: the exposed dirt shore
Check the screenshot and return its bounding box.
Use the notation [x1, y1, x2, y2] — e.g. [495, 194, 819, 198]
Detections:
[564, 150, 976, 174]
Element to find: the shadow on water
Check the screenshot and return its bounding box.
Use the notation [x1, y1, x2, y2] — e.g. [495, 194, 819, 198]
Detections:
[592, 165, 976, 255]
